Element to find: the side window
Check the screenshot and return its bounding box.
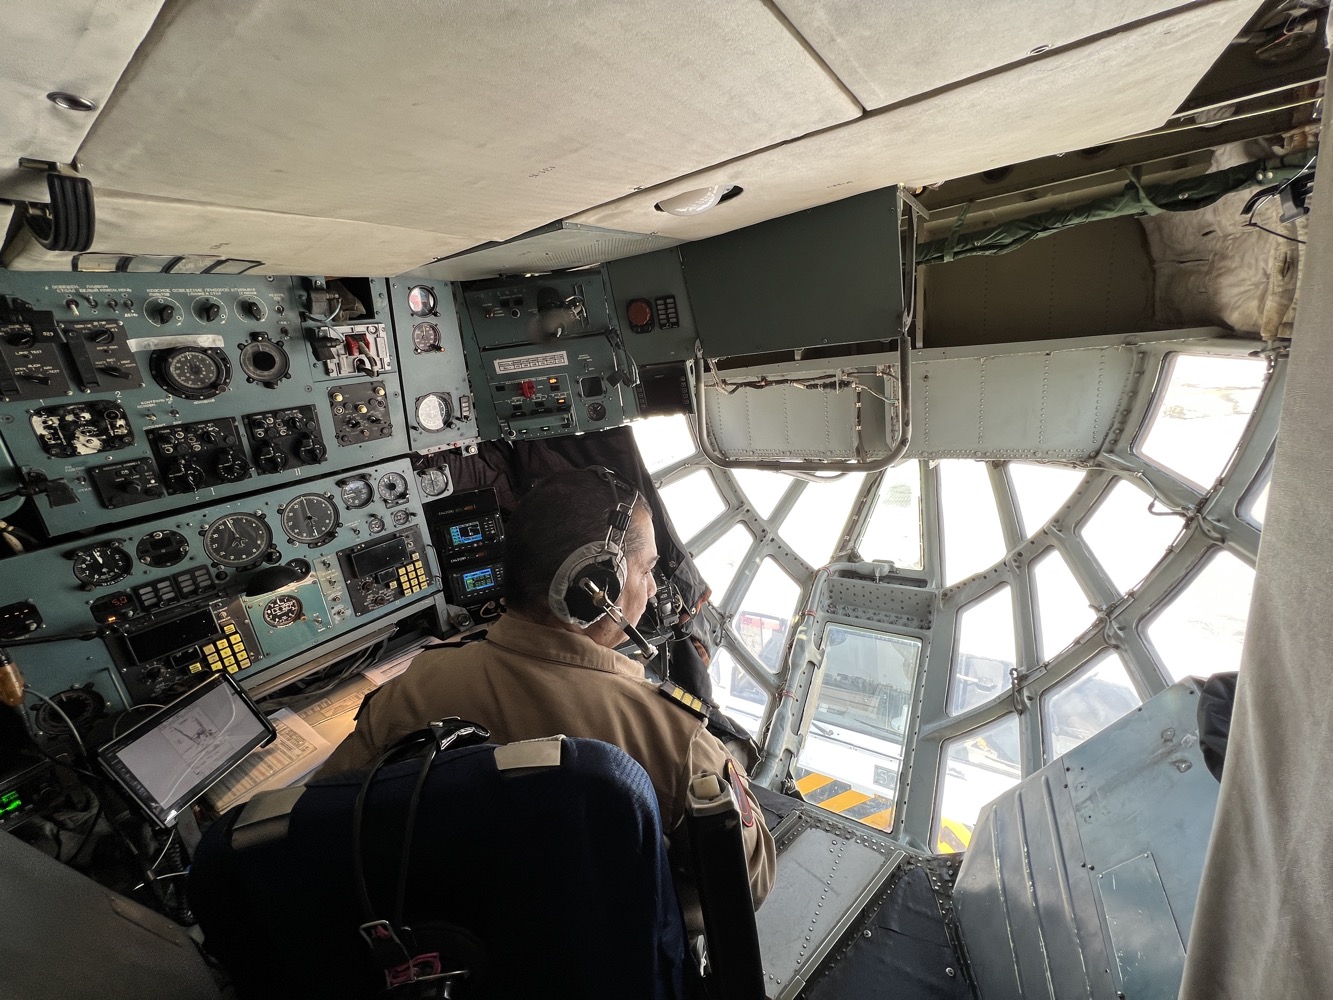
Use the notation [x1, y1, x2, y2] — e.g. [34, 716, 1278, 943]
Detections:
[1144, 549, 1256, 681]
[1031, 548, 1094, 661]
[1041, 652, 1141, 758]
[735, 558, 800, 670]
[935, 714, 1021, 853]
[1080, 479, 1183, 595]
[947, 585, 1016, 716]
[939, 461, 1007, 585]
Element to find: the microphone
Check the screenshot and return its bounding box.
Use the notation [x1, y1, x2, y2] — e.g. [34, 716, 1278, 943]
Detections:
[578, 579, 656, 659]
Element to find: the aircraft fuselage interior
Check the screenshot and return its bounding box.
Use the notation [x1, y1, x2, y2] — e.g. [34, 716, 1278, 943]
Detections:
[1, 2, 1329, 998]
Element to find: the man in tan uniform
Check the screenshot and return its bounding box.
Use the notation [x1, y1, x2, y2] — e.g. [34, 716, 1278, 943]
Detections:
[318, 467, 776, 924]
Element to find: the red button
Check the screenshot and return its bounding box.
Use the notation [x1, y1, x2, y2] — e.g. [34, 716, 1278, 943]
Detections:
[627, 299, 653, 328]
[519, 379, 537, 398]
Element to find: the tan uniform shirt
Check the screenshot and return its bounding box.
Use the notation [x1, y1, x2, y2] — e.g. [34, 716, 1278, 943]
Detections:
[317, 614, 776, 918]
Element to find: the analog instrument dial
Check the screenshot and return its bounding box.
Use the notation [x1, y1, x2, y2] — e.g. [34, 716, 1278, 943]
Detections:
[151, 347, 232, 400]
[414, 393, 454, 433]
[417, 468, 449, 497]
[340, 477, 373, 509]
[407, 285, 437, 317]
[262, 594, 303, 628]
[202, 512, 272, 567]
[280, 493, 339, 545]
[71, 543, 134, 588]
[377, 472, 409, 503]
[412, 322, 441, 353]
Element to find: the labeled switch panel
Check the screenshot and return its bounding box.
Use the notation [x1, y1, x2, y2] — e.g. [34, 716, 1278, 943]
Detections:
[328, 381, 395, 446]
[147, 418, 252, 495]
[244, 405, 327, 474]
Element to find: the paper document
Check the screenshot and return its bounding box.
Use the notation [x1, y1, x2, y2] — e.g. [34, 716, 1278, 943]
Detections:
[204, 710, 331, 813]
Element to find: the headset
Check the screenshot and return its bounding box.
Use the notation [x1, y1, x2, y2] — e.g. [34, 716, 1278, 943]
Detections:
[547, 467, 654, 656]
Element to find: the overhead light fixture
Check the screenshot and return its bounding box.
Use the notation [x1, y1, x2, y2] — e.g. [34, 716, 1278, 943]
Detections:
[654, 184, 743, 216]
[47, 91, 97, 112]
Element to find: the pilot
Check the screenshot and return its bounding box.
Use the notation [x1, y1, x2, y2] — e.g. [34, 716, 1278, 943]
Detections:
[317, 466, 776, 927]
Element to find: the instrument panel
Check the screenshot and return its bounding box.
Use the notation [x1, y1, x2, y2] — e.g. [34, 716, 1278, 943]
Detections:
[0, 275, 409, 536]
[5, 457, 439, 708]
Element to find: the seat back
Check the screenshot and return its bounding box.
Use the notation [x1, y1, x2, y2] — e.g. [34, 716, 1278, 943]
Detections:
[189, 737, 690, 1000]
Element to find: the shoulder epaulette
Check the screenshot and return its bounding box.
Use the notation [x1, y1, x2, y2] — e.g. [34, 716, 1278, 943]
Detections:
[658, 680, 710, 720]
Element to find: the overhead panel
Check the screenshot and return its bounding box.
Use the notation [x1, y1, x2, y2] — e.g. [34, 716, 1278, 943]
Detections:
[771, 0, 1196, 110]
[570, 0, 1261, 242]
[415, 222, 683, 282]
[73, 0, 860, 245]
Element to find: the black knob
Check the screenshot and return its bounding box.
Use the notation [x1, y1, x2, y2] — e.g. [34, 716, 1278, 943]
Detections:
[154, 302, 175, 324]
[168, 459, 204, 492]
[297, 435, 326, 464]
[5, 328, 35, 347]
[213, 449, 250, 483]
[243, 300, 264, 321]
[201, 301, 221, 323]
[89, 327, 115, 345]
[257, 441, 287, 473]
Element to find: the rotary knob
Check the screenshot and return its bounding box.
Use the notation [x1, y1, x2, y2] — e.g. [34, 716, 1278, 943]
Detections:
[213, 448, 251, 483]
[297, 435, 326, 465]
[167, 459, 205, 493]
[256, 441, 287, 473]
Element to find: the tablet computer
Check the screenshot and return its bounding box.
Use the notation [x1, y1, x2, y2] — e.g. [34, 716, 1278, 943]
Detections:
[98, 672, 276, 827]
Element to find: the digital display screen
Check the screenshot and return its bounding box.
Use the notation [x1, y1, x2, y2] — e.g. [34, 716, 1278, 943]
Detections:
[1, 791, 21, 816]
[449, 521, 485, 546]
[462, 567, 496, 593]
[124, 607, 219, 664]
[98, 674, 274, 827]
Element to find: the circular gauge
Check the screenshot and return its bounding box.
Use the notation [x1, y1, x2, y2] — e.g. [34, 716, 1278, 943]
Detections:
[407, 285, 437, 317]
[392, 509, 411, 527]
[71, 543, 134, 588]
[136, 530, 190, 568]
[238, 337, 291, 386]
[368, 515, 385, 534]
[414, 393, 454, 433]
[150, 347, 232, 400]
[377, 472, 409, 503]
[412, 322, 441, 353]
[262, 594, 303, 628]
[280, 493, 340, 545]
[340, 478, 373, 509]
[34, 687, 105, 735]
[202, 512, 272, 568]
[417, 468, 449, 497]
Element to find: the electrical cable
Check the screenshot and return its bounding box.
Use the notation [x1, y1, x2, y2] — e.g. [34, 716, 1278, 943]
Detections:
[25, 685, 88, 758]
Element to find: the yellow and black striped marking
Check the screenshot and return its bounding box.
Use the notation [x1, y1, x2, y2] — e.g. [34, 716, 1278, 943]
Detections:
[793, 768, 895, 831]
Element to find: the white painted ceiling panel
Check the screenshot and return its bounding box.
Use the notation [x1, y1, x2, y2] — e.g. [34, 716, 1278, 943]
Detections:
[74, 0, 860, 245]
[572, 0, 1260, 241]
[772, 0, 1203, 110]
[0, 0, 165, 165]
[1, 191, 472, 277]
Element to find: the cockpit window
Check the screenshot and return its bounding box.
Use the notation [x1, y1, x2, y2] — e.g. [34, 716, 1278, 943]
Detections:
[935, 713, 1021, 854]
[1041, 652, 1141, 759]
[1031, 548, 1094, 662]
[1136, 354, 1267, 491]
[732, 468, 793, 518]
[630, 413, 696, 472]
[708, 647, 765, 738]
[1008, 462, 1085, 536]
[777, 473, 867, 567]
[693, 524, 754, 605]
[1145, 549, 1255, 681]
[658, 469, 725, 544]
[939, 460, 1007, 585]
[858, 461, 924, 570]
[948, 585, 1016, 716]
[1240, 462, 1271, 528]
[1080, 478, 1183, 594]
[735, 558, 801, 670]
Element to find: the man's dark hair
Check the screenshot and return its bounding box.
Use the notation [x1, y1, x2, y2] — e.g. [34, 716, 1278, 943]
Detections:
[502, 468, 649, 618]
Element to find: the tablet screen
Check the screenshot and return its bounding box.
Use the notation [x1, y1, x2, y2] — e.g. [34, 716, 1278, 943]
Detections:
[98, 673, 275, 826]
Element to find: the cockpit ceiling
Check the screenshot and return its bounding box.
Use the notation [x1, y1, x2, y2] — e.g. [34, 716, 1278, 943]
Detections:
[2, 0, 1262, 276]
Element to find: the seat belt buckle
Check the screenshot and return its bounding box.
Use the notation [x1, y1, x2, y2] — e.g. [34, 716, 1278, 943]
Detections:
[360, 919, 411, 971]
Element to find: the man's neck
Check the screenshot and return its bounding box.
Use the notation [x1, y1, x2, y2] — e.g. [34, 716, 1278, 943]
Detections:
[507, 605, 624, 650]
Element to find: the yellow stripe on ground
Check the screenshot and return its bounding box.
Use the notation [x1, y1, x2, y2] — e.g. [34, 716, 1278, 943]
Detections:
[859, 808, 895, 831]
[818, 789, 872, 814]
[795, 772, 836, 796]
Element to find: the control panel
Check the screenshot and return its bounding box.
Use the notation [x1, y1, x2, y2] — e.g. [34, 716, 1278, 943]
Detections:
[457, 273, 640, 440]
[386, 279, 479, 455]
[0, 275, 408, 536]
[5, 457, 438, 709]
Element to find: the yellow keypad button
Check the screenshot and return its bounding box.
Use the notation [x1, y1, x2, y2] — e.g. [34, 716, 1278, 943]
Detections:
[226, 665, 239, 673]
[211, 662, 223, 671]
[189, 663, 203, 673]
[224, 624, 237, 634]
